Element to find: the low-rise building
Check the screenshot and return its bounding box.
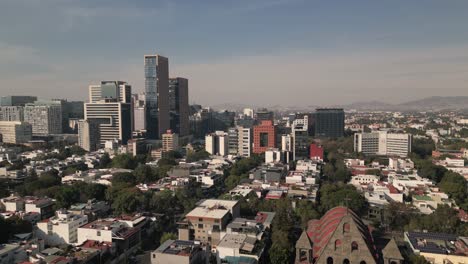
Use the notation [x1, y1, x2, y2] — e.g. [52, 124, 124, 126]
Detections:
[405, 231, 467, 264]
[178, 199, 240, 244]
[151, 240, 209, 264]
[36, 210, 88, 246]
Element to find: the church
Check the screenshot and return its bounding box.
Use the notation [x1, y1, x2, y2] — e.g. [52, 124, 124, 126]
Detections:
[295, 206, 404, 264]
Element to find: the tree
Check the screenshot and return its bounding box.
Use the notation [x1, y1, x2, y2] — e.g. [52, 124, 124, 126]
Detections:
[134, 164, 158, 183]
[111, 188, 144, 214]
[160, 232, 177, 244]
[269, 242, 291, 264]
[412, 138, 435, 158]
[111, 172, 136, 187]
[111, 154, 138, 169]
[186, 150, 210, 162]
[98, 153, 111, 168]
[439, 171, 467, 210]
[409, 255, 430, 264]
[319, 183, 368, 216]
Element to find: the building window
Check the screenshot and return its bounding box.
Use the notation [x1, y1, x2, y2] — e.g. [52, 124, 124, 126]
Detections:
[199, 218, 203, 222]
[327, 257, 333, 264]
[343, 223, 350, 233]
[198, 224, 203, 229]
[351, 241, 358, 251]
[360, 261, 367, 264]
[260, 132, 269, 147]
[97, 231, 101, 236]
[334, 239, 341, 250]
[343, 259, 350, 264]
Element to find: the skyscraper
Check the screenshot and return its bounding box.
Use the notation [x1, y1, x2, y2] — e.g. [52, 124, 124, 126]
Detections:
[80, 81, 132, 151]
[132, 93, 146, 132]
[0, 96, 37, 106]
[253, 120, 276, 154]
[24, 100, 62, 136]
[144, 55, 169, 139]
[169, 77, 189, 136]
[314, 108, 345, 138]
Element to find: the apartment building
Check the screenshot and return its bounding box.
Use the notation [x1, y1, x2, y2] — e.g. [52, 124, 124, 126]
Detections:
[36, 210, 88, 246]
[178, 199, 240, 244]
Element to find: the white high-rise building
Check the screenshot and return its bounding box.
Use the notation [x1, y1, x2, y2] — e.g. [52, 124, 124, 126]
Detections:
[79, 81, 133, 151]
[0, 121, 32, 144]
[205, 131, 228, 156]
[243, 108, 254, 118]
[89, 81, 131, 104]
[0, 106, 24, 121]
[354, 131, 412, 157]
[238, 127, 252, 157]
[24, 101, 62, 136]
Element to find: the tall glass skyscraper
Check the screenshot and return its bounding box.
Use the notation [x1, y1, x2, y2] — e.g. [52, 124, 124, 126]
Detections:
[144, 55, 169, 139]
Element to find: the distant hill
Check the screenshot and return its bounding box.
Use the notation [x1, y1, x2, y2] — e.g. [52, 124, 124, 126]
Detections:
[342, 96, 468, 111]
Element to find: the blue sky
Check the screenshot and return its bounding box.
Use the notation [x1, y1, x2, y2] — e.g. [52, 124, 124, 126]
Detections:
[1, 0, 468, 107]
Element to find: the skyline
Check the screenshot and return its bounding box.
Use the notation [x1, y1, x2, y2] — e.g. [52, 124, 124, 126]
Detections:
[1, 0, 468, 106]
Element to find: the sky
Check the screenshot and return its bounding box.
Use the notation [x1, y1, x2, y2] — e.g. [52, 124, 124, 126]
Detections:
[1, 0, 468, 107]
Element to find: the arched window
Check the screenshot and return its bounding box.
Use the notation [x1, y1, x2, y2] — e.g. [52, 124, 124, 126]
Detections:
[343, 223, 350, 233]
[299, 249, 308, 261]
[390, 262, 397, 264]
[335, 239, 342, 250]
[360, 261, 367, 264]
[327, 257, 334, 264]
[343, 259, 350, 264]
[351, 241, 359, 251]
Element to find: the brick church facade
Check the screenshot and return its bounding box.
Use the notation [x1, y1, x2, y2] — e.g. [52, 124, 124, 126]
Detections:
[295, 206, 404, 264]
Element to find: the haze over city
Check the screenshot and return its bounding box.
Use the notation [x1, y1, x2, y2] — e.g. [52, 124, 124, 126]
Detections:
[1, 0, 468, 107]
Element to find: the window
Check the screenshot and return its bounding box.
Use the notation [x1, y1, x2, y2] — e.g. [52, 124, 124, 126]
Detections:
[198, 224, 203, 229]
[360, 261, 367, 264]
[97, 231, 101, 236]
[351, 241, 358, 251]
[327, 257, 333, 264]
[343, 259, 350, 264]
[260, 132, 269, 147]
[343, 223, 350, 233]
[199, 218, 203, 222]
[214, 219, 220, 223]
[334, 239, 342, 250]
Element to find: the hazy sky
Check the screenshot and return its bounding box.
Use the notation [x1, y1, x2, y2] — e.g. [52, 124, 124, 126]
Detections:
[1, 0, 468, 107]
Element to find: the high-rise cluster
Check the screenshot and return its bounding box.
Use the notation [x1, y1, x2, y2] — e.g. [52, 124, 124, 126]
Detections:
[78, 54, 190, 152]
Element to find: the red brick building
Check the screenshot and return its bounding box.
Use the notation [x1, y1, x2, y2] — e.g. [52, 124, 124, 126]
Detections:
[310, 143, 324, 160]
[253, 120, 276, 154]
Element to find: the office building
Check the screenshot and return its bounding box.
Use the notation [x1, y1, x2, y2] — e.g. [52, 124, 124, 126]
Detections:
[293, 113, 314, 135]
[0, 106, 24, 121]
[0, 121, 32, 144]
[256, 108, 274, 122]
[178, 199, 240, 244]
[205, 131, 228, 156]
[24, 100, 62, 136]
[145, 55, 170, 139]
[81, 81, 132, 151]
[238, 126, 252, 157]
[169, 77, 189, 136]
[36, 210, 88, 246]
[253, 120, 276, 154]
[77, 120, 100, 152]
[84, 102, 132, 149]
[354, 131, 412, 157]
[227, 127, 239, 155]
[0, 96, 37, 106]
[162, 130, 179, 152]
[315, 108, 344, 138]
[132, 93, 146, 132]
[292, 123, 309, 160]
[243, 108, 254, 118]
[88, 81, 131, 104]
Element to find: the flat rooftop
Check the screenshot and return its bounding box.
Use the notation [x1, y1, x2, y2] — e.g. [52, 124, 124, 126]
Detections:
[186, 199, 238, 219]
